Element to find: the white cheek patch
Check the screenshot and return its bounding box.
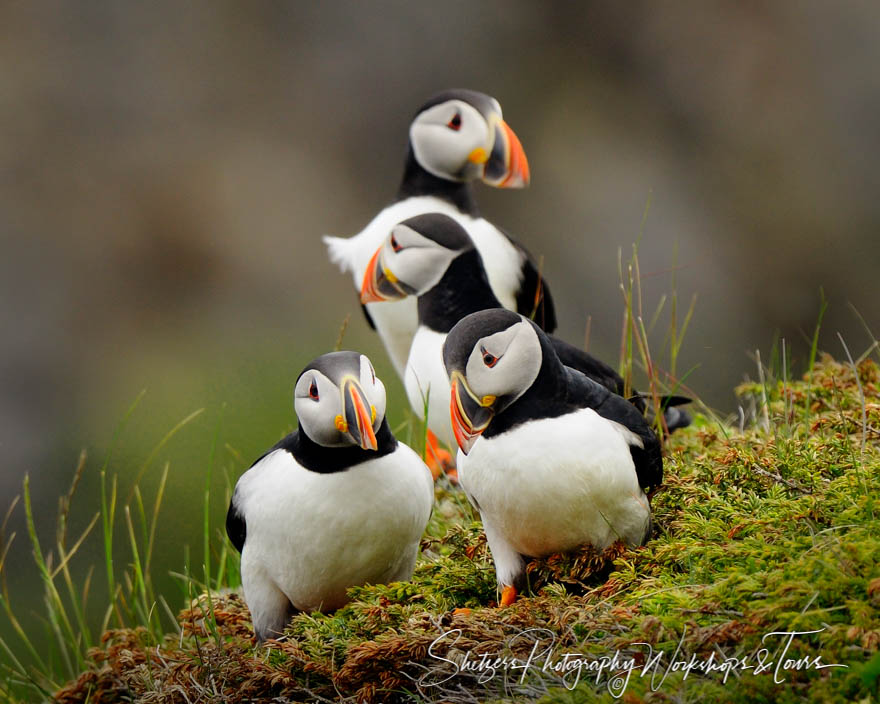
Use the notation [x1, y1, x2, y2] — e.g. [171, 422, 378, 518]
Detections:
[465, 321, 541, 403]
[398, 247, 459, 294]
[294, 371, 345, 447]
[410, 101, 488, 180]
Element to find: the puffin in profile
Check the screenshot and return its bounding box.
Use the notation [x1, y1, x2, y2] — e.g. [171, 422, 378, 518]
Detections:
[442, 309, 663, 606]
[226, 351, 434, 641]
[359, 213, 690, 456]
[324, 89, 556, 381]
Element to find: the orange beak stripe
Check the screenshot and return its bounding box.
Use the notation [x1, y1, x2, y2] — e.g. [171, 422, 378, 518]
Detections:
[348, 384, 378, 451]
[498, 119, 530, 188]
[449, 376, 490, 454]
[360, 247, 386, 304]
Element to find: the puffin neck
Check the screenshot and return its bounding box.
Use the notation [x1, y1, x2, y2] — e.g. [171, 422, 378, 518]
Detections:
[417, 249, 503, 333]
[482, 332, 573, 439]
[283, 419, 398, 474]
[395, 147, 480, 216]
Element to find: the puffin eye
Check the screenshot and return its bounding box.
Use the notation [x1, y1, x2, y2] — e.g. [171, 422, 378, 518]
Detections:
[481, 347, 499, 368]
[309, 379, 319, 401]
[370, 364, 376, 384]
[390, 234, 403, 253]
[447, 112, 462, 131]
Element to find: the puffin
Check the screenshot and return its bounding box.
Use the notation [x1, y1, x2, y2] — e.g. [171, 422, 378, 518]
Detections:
[359, 212, 690, 455]
[324, 89, 556, 382]
[442, 309, 663, 606]
[225, 351, 434, 641]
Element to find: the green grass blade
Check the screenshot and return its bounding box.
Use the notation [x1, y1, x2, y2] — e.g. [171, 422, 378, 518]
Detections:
[803, 289, 828, 424]
[126, 407, 205, 504]
[144, 462, 170, 581]
[22, 475, 83, 676]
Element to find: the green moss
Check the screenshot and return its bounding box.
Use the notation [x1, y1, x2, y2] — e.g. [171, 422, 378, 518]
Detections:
[41, 357, 880, 702]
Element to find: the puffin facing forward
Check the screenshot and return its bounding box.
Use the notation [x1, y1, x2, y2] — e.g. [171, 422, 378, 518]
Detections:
[324, 89, 556, 379]
[226, 351, 433, 641]
[442, 310, 662, 606]
[360, 212, 690, 455]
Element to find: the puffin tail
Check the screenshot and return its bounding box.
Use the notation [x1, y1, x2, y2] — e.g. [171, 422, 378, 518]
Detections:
[629, 393, 693, 433]
[661, 405, 692, 432]
[323, 234, 354, 274]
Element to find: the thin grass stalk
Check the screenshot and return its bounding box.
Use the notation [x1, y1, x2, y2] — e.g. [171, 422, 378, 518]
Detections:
[99, 390, 146, 630]
[56, 451, 87, 549]
[804, 291, 828, 425]
[132, 486, 151, 600]
[837, 333, 869, 475]
[848, 302, 880, 364]
[123, 506, 154, 639]
[144, 462, 170, 585]
[648, 294, 667, 335]
[671, 294, 697, 380]
[334, 314, 351, 352]
[53, 513, 99, 650]
[618, 249, 635, 397]
[158, 594, 182, 636]
[101, 584, 125, 633]
[634, 316, 667, 438]
[0, 629, 53, 699]
[126, 408, 205, 504]
[22, 476, 83, 676]
[201, 565, 223, 647]
[52, 451, 96, 650]
[781, 338, 791, 434]
[0, 497, 19, 574]
[529, 255, 546, 322]
[204, 407, 225, 589]
[100, 470, 122, 629]
[755, 350, 770, 432]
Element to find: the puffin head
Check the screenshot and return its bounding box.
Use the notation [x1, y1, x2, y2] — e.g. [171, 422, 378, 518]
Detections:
[442, 309, 543, 454]
[294, 351, 387, 451]
[409, 89, 529, 188]
[360, 213, 473, 304]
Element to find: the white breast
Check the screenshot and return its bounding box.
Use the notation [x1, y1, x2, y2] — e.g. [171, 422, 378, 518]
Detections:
[236, 443, 433, 613]
[404, 326, 455, 450]
[323, 197, 525, 376]
[458, 408, 650, 560]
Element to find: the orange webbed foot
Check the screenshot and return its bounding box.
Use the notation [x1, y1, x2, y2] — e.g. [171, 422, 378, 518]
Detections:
[500, 585, 518, 607]
[425, 430, 456, 481]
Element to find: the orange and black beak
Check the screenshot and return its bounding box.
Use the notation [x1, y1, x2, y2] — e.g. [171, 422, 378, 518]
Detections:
[359, 246, 415, 304]
[481, 117, 530, 189]
[449, 372, 495, 454]
[341, 377, 377, 451]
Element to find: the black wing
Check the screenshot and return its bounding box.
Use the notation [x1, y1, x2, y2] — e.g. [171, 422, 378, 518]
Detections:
[515, 252, 558, 333]
[564, 368, 663, 490]
[498, 232, 558, 334]
[360, 302, 376, 330]
[551, 336, 624, 396]
[224, 433, 295, 554]
[225, 491, 246, 554]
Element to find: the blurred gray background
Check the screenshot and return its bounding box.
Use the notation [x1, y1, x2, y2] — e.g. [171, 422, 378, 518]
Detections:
[1, 0, 878, 637]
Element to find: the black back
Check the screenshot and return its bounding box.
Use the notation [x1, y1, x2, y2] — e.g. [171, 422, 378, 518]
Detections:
[482, 324, 663, 490]
[418, 241, 621, 395]
[418, 249, 505, 333]
[550, 336, 624, 396]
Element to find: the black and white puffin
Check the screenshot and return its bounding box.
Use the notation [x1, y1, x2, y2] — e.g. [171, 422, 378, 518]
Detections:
[359, 212, 690, 456]
[225, 351, 434, 641]
[324, 89, 555, 380]
[442, 309, 663, 606]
